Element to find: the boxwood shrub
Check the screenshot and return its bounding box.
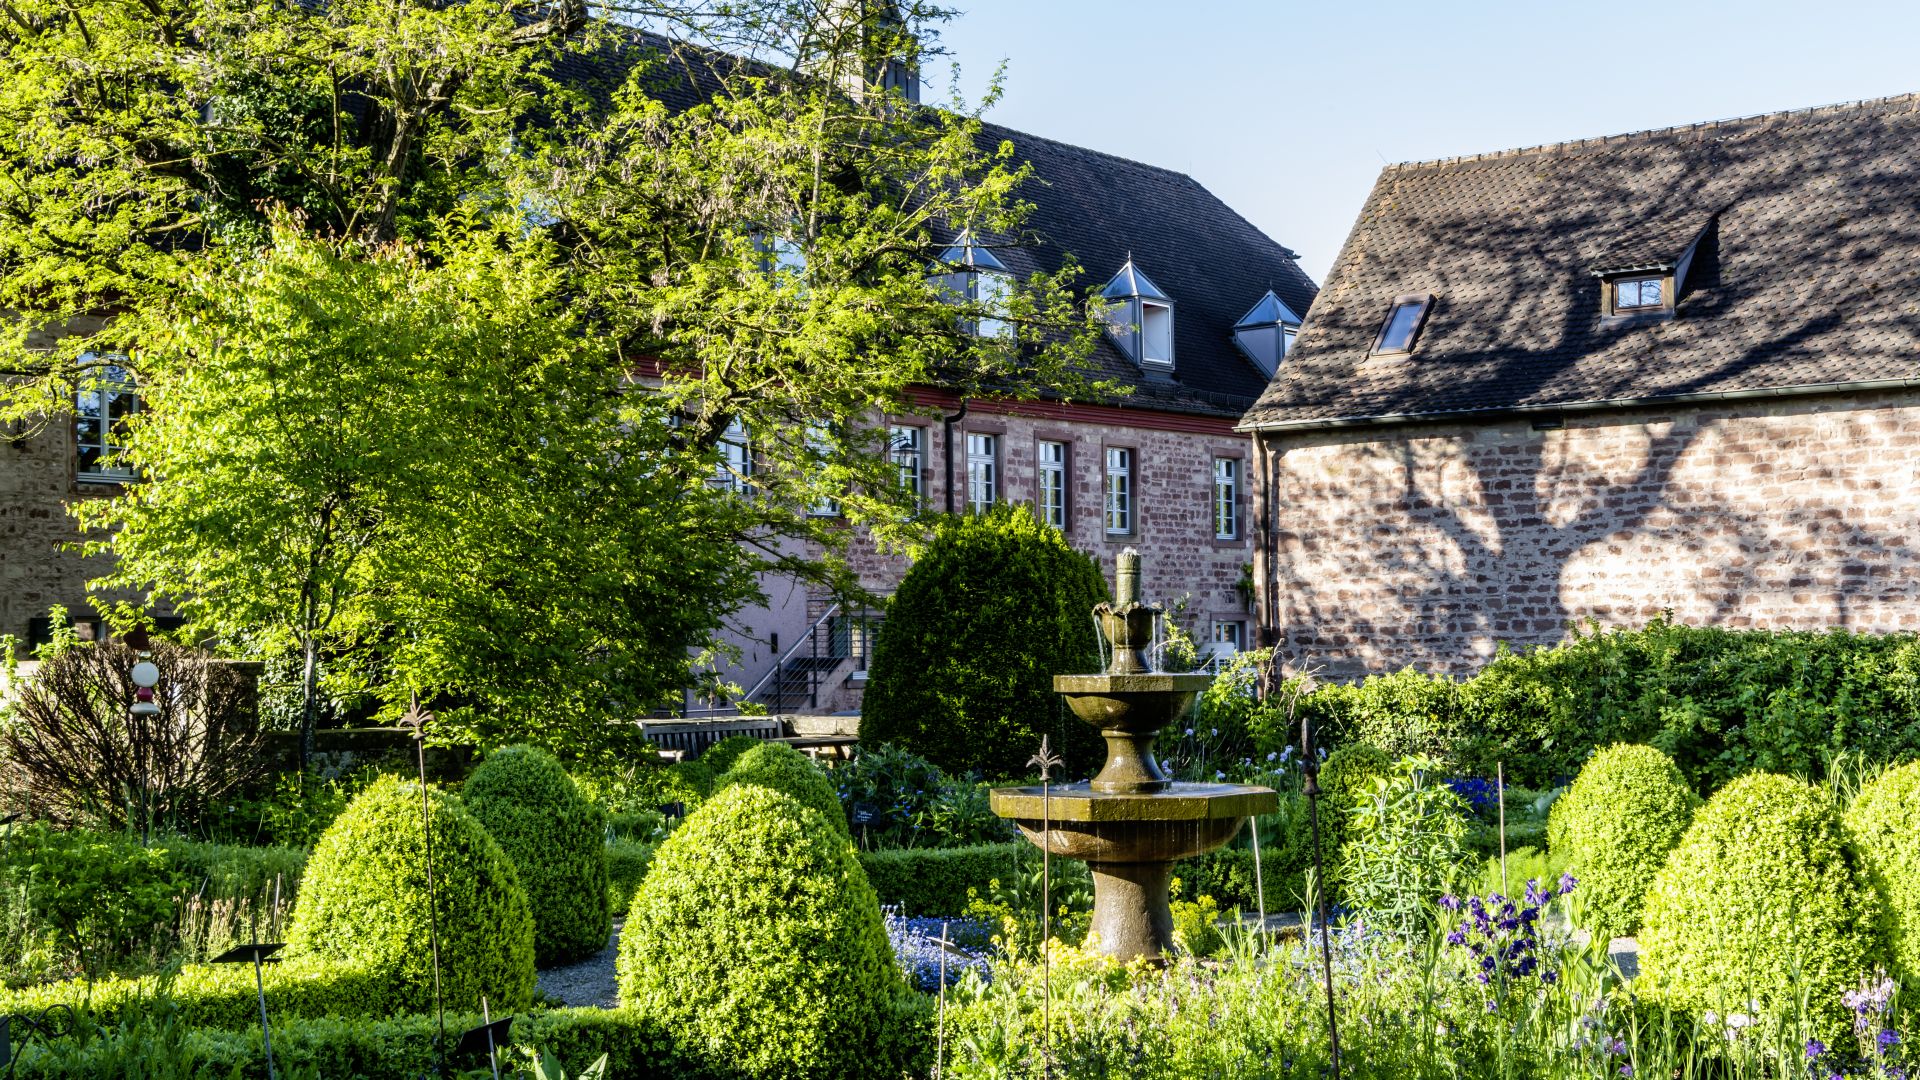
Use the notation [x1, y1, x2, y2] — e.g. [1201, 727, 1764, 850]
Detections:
[859, 843, 1027, 916]
[716, 741, 850, 838]
[464, 745, 611, 965]
[607, 837, 655, 914]
[287, 774, 535, 1014]
[860, 503, 1109, 779]
[0, 956, 389, 1030]
[1638, 773, 1886, 1041]
[9, 1005, 711, 1079]
[617, 784, 918, 1080]
[1845, 759, 1920, 981]
[1547, 744, 1697, 941]
[698, 733, 765, 775]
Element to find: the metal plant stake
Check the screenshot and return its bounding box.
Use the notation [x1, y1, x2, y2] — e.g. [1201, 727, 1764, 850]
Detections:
[935, 921, 949, 1080]
[401, 700, 449, 1077]
[1299, 712, 1342, 1077]
[1027, 735, 1064, 1079]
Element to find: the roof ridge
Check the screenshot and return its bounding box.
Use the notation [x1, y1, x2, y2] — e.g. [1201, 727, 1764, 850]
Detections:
[977, 120, 1200, 184]
[1385, 91, 1920, 172]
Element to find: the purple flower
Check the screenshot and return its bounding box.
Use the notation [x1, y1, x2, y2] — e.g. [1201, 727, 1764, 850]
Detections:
[1881, 1028, 1902, 1054]
[1618, 1065, 1633, 1078]
[1806, 1039, 1827, 1059]
[1439, 894, 1461, 912]
[1558, 872, 1579, 896]
[1525, 879, 1549, 906]
[1445, 930, 1466, 946]
[1604, 1037, 1626, 1056]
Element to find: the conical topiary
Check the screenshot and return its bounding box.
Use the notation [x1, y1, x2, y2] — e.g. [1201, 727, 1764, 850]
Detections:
[616, 783, 912, 1080]
[288, 774, 535, 1014]
[715, 741, 849, 837]
[1547, 743, 1697, 941]
[1845, 759, 1920, 982]
[1638, 772, 1886, 1042]
[464, 744, 612, 966]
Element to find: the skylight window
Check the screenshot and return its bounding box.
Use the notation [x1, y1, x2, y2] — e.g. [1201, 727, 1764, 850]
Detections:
[1372, 294, 1432, 355]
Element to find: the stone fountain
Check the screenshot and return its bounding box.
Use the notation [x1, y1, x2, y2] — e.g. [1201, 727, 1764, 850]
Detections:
[989, 549, 1278, 963]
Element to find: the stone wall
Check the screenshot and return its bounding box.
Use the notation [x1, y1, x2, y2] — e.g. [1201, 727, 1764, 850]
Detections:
[813, 393, 1258, 712]
[1251, 389, 1920, 679]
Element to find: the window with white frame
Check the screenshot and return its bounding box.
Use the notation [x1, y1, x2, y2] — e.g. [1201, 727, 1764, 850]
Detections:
[716, 419, 751, 494]
[75, 355, 138, 481]
[1104, 447, 1133, 535]
[806, 424, 839, 517]
[1211, 620, 1244, 656]
[1037, 440, 1068, 529]
[965, 432, 998, 512]
[1140, 302, 1173, 365]
[889, 425, 924, 502]
[1213, 457, 1240, 540]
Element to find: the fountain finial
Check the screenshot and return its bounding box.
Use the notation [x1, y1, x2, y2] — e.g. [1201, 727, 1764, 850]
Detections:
[1115, 547, 1141, 607]
[1097, 548, 1157, 675]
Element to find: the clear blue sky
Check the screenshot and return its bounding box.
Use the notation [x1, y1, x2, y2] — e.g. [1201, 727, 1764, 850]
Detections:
[924, 0, 1920, 285]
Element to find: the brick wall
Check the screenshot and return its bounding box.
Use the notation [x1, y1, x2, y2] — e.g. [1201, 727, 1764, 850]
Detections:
[1251, 389, 1920, 679]
[813, 394, 1258, 711]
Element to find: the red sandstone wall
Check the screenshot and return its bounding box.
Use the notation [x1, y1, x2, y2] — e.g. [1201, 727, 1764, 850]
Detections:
[1253, 390, 1920, 679]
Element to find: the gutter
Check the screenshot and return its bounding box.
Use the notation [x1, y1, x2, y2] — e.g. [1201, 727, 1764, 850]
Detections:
[941, 398, 968, 514]
[1235, 376, 1920, 435]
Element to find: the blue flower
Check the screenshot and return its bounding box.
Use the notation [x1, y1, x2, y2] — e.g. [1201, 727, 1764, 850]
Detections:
[1439, 894, 1461, 912]
[1618, 1066, 1633, 1078]
[1806, 1039, 1827, 1059]
[1558, 872, 1579, 896]
[1880, 1028, 1902, 1053]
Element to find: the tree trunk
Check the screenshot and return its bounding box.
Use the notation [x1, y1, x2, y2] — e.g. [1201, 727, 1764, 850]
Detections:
[299, 631, 319, 776]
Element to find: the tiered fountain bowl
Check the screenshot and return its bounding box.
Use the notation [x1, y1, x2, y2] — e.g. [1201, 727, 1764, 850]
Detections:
[989, 550, 1278, 963]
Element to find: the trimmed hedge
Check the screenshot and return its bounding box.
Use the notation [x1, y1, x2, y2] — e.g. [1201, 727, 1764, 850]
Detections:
[861, 504, 1110, 779]
[618, 784, 918, 1080]
[287, 775, 536, 1014]
[717, 741, 850, 838]
[1547, 744, 1697, 941]
[1846, 760, 1920, 981]
[161, 839, 307, 902]
[1253, 619, 1920, 791]
[0, 957, 389, 1030]
[860, 843, 1028, 916]
[607, 838, 655, 913]
[699, 733, 764, 775]
[11, 1005, 711, 1079]
[465, 745, 612, 965]
[1638, 773, 1886, 1042]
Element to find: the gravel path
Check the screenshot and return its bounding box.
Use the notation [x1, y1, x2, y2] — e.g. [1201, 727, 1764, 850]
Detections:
[536, 920, 622, 1009]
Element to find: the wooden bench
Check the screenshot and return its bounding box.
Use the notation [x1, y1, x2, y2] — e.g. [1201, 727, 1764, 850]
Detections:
[639, 718, 784, 761]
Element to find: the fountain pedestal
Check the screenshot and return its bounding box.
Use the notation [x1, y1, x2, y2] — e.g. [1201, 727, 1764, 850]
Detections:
[989, 549, 1278, 963]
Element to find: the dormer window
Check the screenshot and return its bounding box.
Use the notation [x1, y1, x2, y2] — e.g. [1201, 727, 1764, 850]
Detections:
[1589, 210, 1713, 319]
[1101, 259, 1174, 369]
[1232, 290, 1305, 376]
[933, 230, 1014, 338]
[1371, 294, 1432, 356]
[1601, 272, 1675, 317]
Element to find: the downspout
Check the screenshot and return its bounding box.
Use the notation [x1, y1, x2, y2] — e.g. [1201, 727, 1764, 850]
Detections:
[1259, 432, 1282, 654]
[942, 398, 969, 515]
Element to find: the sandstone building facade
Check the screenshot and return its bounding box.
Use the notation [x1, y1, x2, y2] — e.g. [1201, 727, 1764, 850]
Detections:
[1241, 95, 1920, 678]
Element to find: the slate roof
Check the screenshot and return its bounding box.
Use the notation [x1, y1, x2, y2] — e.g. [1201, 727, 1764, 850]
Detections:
[551, 31, 1316, 419]
[1241, 93, 1920, 431]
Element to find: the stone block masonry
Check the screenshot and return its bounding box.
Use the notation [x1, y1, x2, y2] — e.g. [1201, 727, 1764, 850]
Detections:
[1252, 389, 1920, 679]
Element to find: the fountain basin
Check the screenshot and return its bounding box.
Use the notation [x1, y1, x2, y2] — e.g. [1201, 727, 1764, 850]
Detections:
[990, 783, 1278, 961]
[1054, 673, 1214, 794]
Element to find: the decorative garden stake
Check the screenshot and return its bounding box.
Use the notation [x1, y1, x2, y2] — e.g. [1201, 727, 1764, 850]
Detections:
[1300, 711, 1342, 1077]
[935, 921, 949, 1080]
[1027, 734, 1064, 1079]
[400, 699, 449, 1078]
[209, 942, 285, 1080]
[1497, 762, 1508, 896]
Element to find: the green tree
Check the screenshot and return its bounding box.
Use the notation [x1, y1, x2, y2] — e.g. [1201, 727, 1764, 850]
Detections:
[0, 0, 1107, 749]
[860, 504, 1109, 778]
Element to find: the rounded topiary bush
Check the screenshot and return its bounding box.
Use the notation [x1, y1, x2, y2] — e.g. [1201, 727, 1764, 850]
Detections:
[716, 741, 849, 838]
[287, 774, 535, 1014]
[1547, 743, 1697, 942]
[1298, 742, 1390, 896]
[699, 734, 763, 776]
[1845, 759, 1920, 981]
[1638, 773, 1886, 1041]
[463, 745, 611, 966]
[617, 784, 911, 1080]
[860, 503, 1109, 778]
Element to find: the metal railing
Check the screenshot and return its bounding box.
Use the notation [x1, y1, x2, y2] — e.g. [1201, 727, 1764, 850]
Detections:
[740, 604, 840, 714]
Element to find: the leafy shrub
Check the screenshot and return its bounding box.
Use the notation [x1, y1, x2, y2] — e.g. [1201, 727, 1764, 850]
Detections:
[606, 838, 654, 913]
[835, 743, 1011, 850]
[861, 504, 1109, 778]
[1466, 845, 1572, 901]
[698, 733, 764, 774]
[3, 639, 265, 837]
[203, 766, 388, 848]
[287, 774, 535, 1014]
[1337, 755, 1470, 934]
[716, 741, 849, 837]
[1546, 744, 1697, 941]
[0, 824, 184, 980]
[1259, 619, 1920, 791]
[858, 843, 1027, 916]
[0, 955, 391, 1029]
[1169, 891, 1224, 958]
[11, 1003, 709, 1079]
[464, 745, 611, 966]
[1845, 759, 1920, 981]
[162, 839, 306, 901]
[617, 784, 915, 1080]
[1638, 773, 1887, 1041]
[1306, 742, 1391, 898]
